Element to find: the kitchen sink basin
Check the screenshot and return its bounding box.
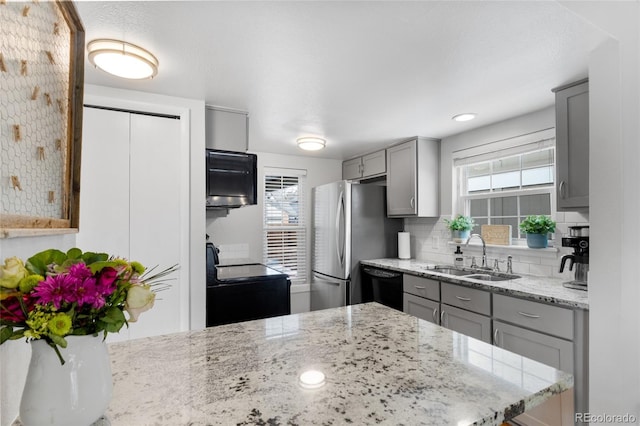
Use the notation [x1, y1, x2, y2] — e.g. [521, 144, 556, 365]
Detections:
[428, 265, 475, 276]
[464, 273, 521, 282]
[426, 265, 520, 281]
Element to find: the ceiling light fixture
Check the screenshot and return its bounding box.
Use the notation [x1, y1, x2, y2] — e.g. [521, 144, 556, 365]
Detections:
[296, 137, 326, 151]
[452, 113, 477, 122]
[87, 39, 159, 80]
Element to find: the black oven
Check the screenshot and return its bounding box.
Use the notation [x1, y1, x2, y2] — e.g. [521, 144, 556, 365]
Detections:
[206, 242, 291, 327]
[361, 265, 403, 311]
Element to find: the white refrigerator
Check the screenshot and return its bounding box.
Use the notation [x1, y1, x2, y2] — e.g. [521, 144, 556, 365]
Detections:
[310, 181, 403, 310]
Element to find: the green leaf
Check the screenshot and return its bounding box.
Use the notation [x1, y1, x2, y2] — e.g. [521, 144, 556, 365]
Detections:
[66, 248, 83, 260]
[444, 215, 475, 231]
[95, 307, 126, 333]
[81, 251, 109, 265]
[26, 249, 67, 275]
[0, 326, 13, 344]
[25, 257, 47, 276]
[48, 334, 67, 348]
[9, 329, 24, 340]
[88, 260, 121, 274]
[106, 306, 126, 322]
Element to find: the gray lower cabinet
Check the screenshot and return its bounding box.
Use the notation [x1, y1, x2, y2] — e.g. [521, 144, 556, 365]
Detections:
[398, 272, 587, 425]
[441, 304, 492, 344]
[493, 292, 586, 426]
[403, 275, 440, 325]
[440, 282, 492, 343]
[404, 293, 439, 324]
[494, 320, 575, 426]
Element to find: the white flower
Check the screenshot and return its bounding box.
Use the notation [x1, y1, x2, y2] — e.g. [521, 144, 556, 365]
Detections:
[125, 284, 156, 322]
[0, 257, 29, 289]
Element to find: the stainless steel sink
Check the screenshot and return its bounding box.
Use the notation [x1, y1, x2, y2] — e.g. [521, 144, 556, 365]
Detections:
[464, 273, 520, 282]
[428, 265, 475, 276]
[427, 265, 520, 281]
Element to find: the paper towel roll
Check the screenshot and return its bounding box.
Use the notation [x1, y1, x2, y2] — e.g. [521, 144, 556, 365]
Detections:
[398, 232, 410, 259]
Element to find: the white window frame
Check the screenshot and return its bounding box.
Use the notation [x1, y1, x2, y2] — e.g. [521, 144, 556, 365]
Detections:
[454, 136, 556, 243]
[262, 167, 307, 286]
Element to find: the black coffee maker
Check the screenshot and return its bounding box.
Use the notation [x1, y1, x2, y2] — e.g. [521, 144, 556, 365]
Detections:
[559, 226, 589, 290]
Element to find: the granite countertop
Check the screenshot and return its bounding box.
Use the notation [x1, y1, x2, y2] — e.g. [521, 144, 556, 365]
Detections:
[104, 303, 572, 425]
[361, 258, 589, 310]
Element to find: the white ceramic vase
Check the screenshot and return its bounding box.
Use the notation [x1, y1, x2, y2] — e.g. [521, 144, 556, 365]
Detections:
[19, 334, 113, 426]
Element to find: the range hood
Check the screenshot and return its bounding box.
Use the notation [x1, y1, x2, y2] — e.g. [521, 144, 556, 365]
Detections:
[206, 149, 257, 209]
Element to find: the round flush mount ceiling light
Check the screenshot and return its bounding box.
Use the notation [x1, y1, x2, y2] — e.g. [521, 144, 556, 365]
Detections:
[452, 113, 477, 122]
[297, 137, 326, 151]
[87, 39, 159, 79]
[298, 369, 326, 389]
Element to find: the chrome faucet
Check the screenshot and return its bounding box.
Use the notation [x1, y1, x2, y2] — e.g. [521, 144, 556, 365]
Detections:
[465, 233, 489, 269]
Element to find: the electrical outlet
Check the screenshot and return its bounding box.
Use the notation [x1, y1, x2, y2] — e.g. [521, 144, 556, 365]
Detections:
[432, 236, 439, 249]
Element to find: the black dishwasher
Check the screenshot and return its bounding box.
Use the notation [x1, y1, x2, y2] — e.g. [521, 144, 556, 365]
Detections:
[361, 265, 403, 311]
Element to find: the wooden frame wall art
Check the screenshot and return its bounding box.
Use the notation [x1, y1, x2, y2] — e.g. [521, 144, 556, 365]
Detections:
[0, 1, 84, 238]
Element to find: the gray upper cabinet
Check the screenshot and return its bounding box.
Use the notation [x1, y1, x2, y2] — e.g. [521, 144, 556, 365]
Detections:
[206, 106, 249, 151]
[553, 79, 589, 210]
[386, 137, 440, 217]
[342, 149, 386, 180]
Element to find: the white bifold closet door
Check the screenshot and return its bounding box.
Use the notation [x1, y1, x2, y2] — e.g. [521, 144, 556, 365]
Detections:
[79, 107, 183, 342]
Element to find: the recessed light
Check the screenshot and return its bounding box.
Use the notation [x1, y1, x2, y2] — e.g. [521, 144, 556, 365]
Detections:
[297, 137, 326, 151]
[452, 113, 477, 122]
[299, 369, 326, 389]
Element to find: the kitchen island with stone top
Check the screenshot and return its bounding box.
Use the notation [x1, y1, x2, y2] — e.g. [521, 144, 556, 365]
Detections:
[101, 303, 572, 425]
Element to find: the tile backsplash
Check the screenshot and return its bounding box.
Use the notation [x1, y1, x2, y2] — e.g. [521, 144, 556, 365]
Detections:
[404, 212, 589, 280]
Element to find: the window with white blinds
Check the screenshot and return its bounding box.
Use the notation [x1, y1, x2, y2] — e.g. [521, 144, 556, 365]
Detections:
[263, 168, 307, 285]
[455, 140, 556, 240]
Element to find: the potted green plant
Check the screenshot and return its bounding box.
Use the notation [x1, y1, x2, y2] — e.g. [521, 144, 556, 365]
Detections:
[519, 215, 556, 248]
[444, 215, 476, 243]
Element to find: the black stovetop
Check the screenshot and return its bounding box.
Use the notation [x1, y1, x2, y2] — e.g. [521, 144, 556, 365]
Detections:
[214, 263, 289, 282]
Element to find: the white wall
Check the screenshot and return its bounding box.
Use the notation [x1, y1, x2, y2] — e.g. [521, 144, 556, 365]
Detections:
[559, 1, 640, 419]
[206, 151, 342, 313]
[0, 234, 76, 426]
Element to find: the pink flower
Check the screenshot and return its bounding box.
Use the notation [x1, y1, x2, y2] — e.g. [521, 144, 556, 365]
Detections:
[32, 275, 75, 309]
[0, 294, 33, 323]
[67, 263, 93, 280]
[72, 276, 100, 307]
[96, 267, 118, 295]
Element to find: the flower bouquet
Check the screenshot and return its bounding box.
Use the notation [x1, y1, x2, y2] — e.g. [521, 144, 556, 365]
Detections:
[0, 247, 178, 364]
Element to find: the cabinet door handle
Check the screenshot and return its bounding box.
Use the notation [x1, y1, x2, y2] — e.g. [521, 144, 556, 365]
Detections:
[455, 296, 472, 302]
[410, 197, 415, 209]
[414, 285, 426, 290]
[558, 181, 566, 199]
[517, 311, 541, 319]
[493, 328, 500, 346]
[440, 310, 445, 325]
[432, 307, 438, 324]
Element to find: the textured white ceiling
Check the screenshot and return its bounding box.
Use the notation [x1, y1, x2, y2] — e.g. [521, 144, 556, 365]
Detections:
[76, 1, 606, 159]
